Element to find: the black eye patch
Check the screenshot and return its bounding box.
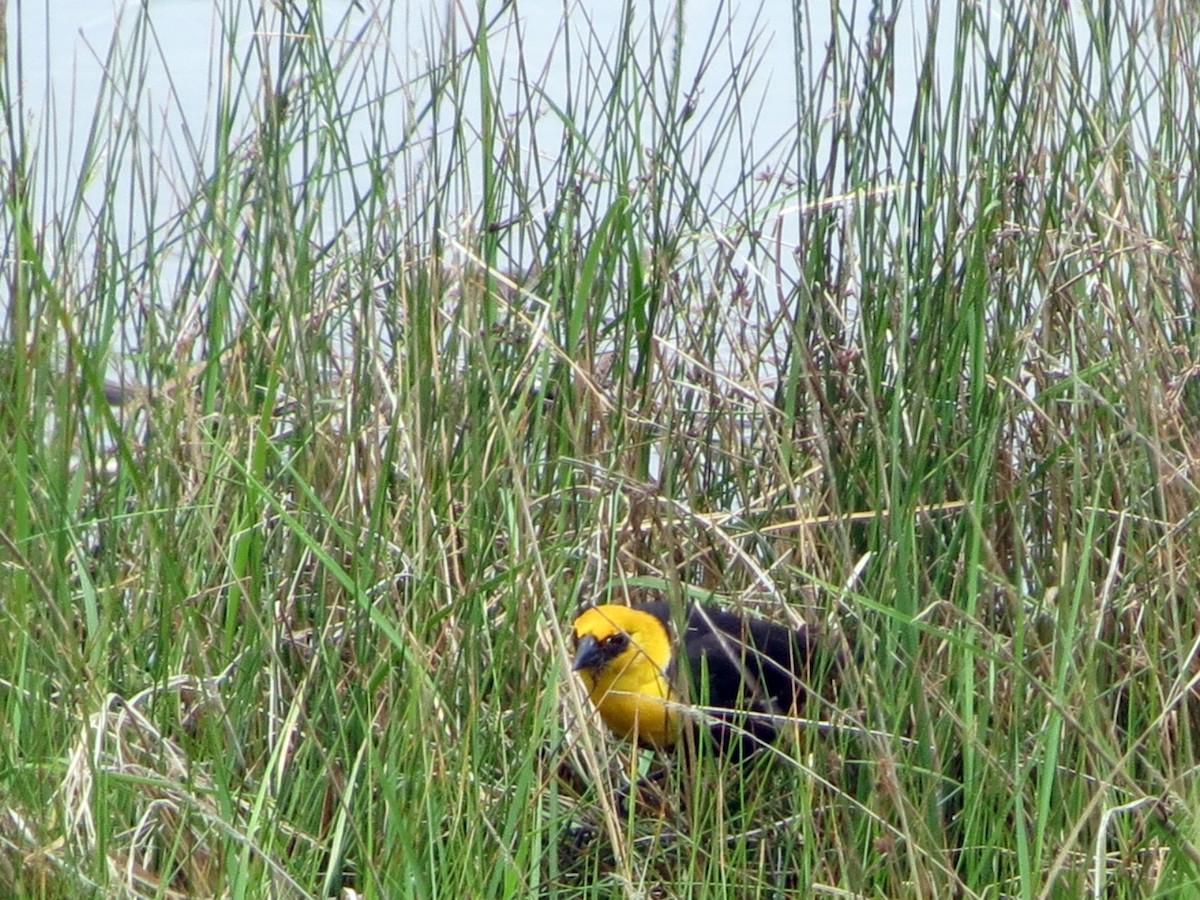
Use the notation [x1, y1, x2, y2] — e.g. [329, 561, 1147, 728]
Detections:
[604, 633, 629, 651]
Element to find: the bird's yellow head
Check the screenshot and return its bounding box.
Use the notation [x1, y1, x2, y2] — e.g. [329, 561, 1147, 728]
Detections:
[570, 604, 678, 749]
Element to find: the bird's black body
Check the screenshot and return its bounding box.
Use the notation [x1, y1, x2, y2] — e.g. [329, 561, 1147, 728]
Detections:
[639, 600, 820, 756]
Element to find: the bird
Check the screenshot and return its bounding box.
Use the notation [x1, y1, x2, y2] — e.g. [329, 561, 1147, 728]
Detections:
[570, 600, 823, 756]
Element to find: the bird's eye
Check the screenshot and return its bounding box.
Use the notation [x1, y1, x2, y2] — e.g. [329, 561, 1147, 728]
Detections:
[605, 633, 628, 651]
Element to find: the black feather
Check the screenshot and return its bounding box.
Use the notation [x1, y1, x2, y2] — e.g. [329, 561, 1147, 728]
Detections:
[637, 600, 821, 756]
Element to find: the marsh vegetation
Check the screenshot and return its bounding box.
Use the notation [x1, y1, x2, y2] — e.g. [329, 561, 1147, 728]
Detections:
[3, 1, 1200, 896]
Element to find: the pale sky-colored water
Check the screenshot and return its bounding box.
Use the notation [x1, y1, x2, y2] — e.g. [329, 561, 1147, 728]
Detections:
[8, 1, 932, 241]
[7, 2, 1153, 268]
[10, 0, 1145, 393]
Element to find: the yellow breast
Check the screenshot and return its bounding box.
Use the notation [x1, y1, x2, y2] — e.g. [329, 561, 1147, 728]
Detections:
[579, 658, 677, 748]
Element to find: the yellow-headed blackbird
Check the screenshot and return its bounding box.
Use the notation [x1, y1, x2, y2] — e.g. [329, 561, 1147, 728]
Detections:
[570, 601, 820, 756]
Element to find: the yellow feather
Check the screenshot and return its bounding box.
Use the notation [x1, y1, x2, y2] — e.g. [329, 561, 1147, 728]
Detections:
[571, 605, 679, 749]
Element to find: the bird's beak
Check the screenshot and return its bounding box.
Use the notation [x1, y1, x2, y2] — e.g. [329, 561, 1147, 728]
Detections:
[572, 634, 602, 672]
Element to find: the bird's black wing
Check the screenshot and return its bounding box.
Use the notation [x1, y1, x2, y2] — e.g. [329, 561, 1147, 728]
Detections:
[637, 601, 819, 756]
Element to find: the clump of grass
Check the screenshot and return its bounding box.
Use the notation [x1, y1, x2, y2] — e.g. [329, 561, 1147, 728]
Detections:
[2, 0, 1200, 896]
